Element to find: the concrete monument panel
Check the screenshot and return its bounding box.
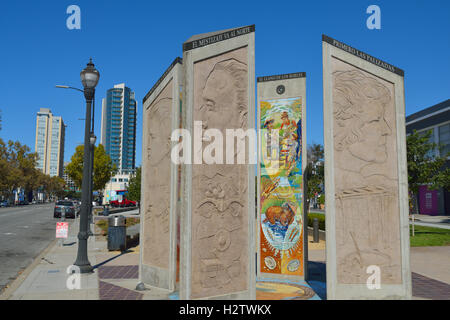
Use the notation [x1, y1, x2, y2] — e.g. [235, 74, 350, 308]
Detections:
[140, 58, 182, 291]
[180, 25, 255, 300]
[323, 35, 411, 299]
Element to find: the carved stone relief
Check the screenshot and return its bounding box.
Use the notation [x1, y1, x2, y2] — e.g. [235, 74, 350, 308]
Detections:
[332, 58, 402, 284]
[191, 47, 249, 298]
[142, 80, 173, 269]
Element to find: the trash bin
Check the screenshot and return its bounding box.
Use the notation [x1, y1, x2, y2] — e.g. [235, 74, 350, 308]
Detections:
[108, 215, 126, 251]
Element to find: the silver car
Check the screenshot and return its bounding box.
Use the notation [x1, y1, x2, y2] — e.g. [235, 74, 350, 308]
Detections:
[54, 200, 78, 219]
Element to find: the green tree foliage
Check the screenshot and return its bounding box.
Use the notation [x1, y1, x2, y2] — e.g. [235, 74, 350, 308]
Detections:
[66, 144, 117, 191]
[0, 138, 64, 200]
[305, 143, 325, 206]
[127, 167, 141, 202]
[407, 130, 450, 213]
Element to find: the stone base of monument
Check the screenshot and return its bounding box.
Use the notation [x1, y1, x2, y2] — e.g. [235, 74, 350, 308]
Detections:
[166, 278, 324, 300]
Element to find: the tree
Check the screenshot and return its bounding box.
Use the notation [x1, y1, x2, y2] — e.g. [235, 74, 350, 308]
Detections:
[66, 144, 117, 192]
[305, 143, 325, 209]
[0, 138, 64, 202]
[93, 144, 118, 191]
[0, 139, 39, 199]
[127, 167, 141, 202]
[47, 176, 66, 199]
[407, 129, 450, 214]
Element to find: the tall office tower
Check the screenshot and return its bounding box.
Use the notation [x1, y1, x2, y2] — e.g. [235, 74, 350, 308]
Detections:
[62, 162, 78, 191]
[35, 108, 66, 177]
[100, 83, 137, 174]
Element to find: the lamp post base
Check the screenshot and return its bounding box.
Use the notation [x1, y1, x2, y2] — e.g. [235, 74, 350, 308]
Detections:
[74, 263, 94, 274]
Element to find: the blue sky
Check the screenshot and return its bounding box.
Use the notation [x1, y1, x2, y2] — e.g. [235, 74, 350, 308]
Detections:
[1, 0, 449, 166]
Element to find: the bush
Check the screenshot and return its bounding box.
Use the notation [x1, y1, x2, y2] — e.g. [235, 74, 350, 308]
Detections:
[307, 213, 325, 231]
[317, 194, 325, 205]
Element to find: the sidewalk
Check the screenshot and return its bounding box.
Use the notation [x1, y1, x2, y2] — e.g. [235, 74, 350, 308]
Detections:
[413, 214, 450, 224]
[0, 216, 325, 300]
[1, 218, 99, 300]
[0, 216, 170, 300]
[2, 217, 449, 300]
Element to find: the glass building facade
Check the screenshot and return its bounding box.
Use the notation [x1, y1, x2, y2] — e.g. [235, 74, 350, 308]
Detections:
[101, 83, 137, 174]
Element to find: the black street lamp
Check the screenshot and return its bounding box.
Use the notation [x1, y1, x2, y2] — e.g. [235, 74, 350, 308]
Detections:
[56, 59, 99, 274]
[56, 59, 99, 273]
[72, 58, 99, 273]
[88, 133, 97, 235]
[56, 76, 98, 267]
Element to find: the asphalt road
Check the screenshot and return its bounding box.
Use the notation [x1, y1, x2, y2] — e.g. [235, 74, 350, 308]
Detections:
[0, 203, 75, 292]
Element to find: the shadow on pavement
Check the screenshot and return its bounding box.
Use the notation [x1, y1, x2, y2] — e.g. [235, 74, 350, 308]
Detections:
[92, 250, 134, 270]
[307, 261, 327, 300]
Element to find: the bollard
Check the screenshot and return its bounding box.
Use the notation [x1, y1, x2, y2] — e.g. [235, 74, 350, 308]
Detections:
[313, 217, 319, 243]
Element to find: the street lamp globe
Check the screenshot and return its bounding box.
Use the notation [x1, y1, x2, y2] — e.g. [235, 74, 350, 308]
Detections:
[80, 58, 100, 90]
[90, 133, 97, 146]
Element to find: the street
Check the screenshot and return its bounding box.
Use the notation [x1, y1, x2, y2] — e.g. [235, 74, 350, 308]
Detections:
[0, 203, 75, 291]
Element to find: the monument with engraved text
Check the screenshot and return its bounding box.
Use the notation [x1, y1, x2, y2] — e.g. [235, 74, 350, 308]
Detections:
[180, 25, 256, 300]
[322, 35, 411, 299]
[257, 73, 308, 282]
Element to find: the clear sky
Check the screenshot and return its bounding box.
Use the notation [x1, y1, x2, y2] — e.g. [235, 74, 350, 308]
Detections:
[1, 0, 449, 166]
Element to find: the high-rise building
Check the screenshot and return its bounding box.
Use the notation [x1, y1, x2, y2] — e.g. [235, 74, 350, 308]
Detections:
[35, 108, 66, 177]
[62, 162, 78, 191]
[100, 83, 137, 174]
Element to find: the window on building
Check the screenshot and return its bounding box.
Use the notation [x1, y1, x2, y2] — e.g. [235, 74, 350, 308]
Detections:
[418, 129, 436, 158]
[439, 123, 450, 157]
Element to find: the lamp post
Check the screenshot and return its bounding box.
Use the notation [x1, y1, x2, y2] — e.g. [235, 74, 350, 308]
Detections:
[73, 58, 100, 273]
[88, 133, 96, 235]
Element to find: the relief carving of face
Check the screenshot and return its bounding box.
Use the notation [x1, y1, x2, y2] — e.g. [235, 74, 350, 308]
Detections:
[200, 59, 247, 130]
[333, 70, 392, 164]
[347, 100, 391, 163]
[147, 99, 171, 165]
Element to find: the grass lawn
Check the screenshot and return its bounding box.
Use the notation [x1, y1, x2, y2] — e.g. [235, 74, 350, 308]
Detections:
[410, 225, 450, 247]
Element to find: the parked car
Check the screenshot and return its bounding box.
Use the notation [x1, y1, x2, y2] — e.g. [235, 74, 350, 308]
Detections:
[0, 200, 9, 207]
[110, 198, 136, 208]
[54, 200, 78, 219]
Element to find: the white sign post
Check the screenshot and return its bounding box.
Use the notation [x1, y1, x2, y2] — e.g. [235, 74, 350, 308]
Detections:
[57, 207, 69, 246]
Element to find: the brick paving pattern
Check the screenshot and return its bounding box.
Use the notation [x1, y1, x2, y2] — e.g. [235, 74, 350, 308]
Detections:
[99, 281, 143, 300]
[412, 272, 450, 300]
[96, 265, 450, 300]
[97, 265, 138, 280]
